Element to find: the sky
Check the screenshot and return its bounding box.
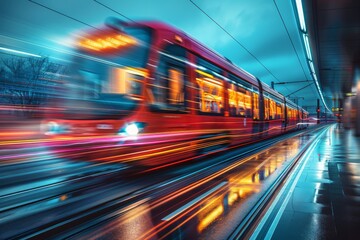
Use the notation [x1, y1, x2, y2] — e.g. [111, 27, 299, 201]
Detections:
[0, 0, 323, 112]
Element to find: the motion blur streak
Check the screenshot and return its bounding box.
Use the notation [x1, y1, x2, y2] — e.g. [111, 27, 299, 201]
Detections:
[134, 143, 298, 239]
[87, 199, 155, 240]
[197, 204, 224, 233]
[0, 46, 41, 57]
[0, 8, 321, 239]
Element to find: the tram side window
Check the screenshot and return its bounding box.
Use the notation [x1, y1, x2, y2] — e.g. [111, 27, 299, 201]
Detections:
[244, 91, 252, 117]
[228, 84, 252, 117]
[168, 67, 184, 105]
[276, 102, 284, 119]
[196, 59, 224, 114]
[151, 45, 187, 111]
[269, 99, 276, 120]
[110, 68, 145, 97]
[288, 108, 294, 118]
[196, 70, 224, 114]
[264, 97, 270, 120]
[253, 91, 260, 120]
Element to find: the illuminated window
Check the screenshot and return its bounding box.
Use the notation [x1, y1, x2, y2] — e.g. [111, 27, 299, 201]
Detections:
[264, 97, 270, 120]
[107, 67, 145, 98]
[269, 99, 276, 120]
[195, 58, 225, 114]
[228, 87, 237, 115]
[126, 69, 143, 96]
[265, 94, 284, 120]
[288, 108, 295, 118]
[276, 102, 284, 119]
[228, 88, 251, 117]
[287, 108, 291, 118]
[168, 68, 184, 105]
[196, 69, 224, 114]
[228, 75, 252, 117]
[168, 68, 184, 104]
[253, 91, 259, 120]
[151, 44, 187, 111]
[153, 65, 186, 108]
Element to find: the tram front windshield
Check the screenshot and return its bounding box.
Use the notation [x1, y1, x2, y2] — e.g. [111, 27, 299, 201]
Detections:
[63, 26, 151, 119]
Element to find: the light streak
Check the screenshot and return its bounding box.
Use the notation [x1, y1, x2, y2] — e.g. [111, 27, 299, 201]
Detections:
[0, 46, 41, 58]
[197, 205, 224, 232]
[295, 0, 331, 113]
[162, 182, 227, 221]
[295, 0, 307, 32]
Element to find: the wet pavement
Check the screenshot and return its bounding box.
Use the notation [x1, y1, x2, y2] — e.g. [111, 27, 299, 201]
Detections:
[64, 126, 324, 240]
[3, 124, 350, 239]
[252, 124, 360, 240]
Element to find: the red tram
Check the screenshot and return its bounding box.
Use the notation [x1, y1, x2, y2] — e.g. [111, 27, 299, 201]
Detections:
[43, 18, 308, 166]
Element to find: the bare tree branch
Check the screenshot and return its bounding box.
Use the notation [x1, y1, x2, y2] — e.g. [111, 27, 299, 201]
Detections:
[0, 55, 68, 118]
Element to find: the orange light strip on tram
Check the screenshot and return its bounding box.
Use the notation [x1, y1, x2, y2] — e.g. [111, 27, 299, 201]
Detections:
[197, 78, 223, 88]
[125, 67, 148, 77]
[78, 34, 137, 51]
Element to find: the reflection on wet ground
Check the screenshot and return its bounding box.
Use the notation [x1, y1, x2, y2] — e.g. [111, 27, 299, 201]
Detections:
[75, 128, 322, 240]
[0, 125, 331, 239]
[252, 124, 360, 240]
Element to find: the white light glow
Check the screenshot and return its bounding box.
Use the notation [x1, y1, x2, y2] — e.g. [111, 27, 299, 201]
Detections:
[295, 0, 332, 113]
[312, 72, 317, 81]
[43, 121, 59, 135]
[296, 0, 306, 31]
[309, 61, 315, 73]
[125, 123, 139, 136]
[0, 47, 41, 58]
[303, 34, 312, 60]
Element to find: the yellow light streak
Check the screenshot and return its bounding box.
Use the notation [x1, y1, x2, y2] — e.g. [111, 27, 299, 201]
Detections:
[197, 205, 224, 233]
[228, 192, 239, 206]
[125, 67, 148, 77]
[196, 69, 213, 79]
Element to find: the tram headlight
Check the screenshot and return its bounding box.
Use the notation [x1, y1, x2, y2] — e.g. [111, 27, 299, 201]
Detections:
[119, 122, 146, 136]
[125, 123, 139, 136]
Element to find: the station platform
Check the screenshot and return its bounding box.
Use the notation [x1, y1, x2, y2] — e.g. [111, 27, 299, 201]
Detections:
[251, 124, 360, 239]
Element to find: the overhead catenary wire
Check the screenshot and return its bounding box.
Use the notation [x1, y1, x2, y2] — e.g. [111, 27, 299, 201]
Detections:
[273, 0, 309, 81]
[93, 0, 136, 23]
[273, 0, 319, 102]
[29, 0, 311, 107]
[28, 0, 100, 30]
[286, 82, 313, 97]
[189, 0, 285, 87]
